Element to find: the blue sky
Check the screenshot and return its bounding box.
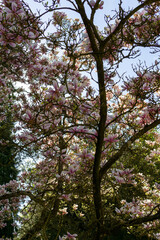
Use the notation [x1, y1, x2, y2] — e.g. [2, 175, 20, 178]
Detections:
[26, 0, 159, 78]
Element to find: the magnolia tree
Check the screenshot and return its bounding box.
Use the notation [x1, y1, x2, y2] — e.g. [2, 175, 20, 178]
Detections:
[0, 0, 160, 239]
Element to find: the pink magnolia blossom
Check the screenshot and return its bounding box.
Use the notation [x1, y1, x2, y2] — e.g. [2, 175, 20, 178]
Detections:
[90, 0, 96, 7]
[8, 42, 16, 47]
[72, 204, 78, 210]
[66, 232, 78, 239]
[59, 194, 72, 201]
[59, 207, 68, 215]
[11, 2, 17, 12]
[28, 31, 36, 39]
[104, 134, 118, 144]
[59, 232, 78, 240]
[99, 1, 104, 9]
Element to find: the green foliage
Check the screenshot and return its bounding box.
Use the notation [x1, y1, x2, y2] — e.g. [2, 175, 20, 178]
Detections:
[0, 113, 18, 238]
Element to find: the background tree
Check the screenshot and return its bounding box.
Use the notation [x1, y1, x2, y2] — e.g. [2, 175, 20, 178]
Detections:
[0, 112, 18, 239]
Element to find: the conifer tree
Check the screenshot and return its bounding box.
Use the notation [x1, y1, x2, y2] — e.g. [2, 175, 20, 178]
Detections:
[0, 113, 17, 238]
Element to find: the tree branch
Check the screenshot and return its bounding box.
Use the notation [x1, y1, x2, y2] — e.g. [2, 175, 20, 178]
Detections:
[20, 198, 60, 240]
[116, 209, 160, 230]
[101, 0, 160, 48]
[0, 190, 45, 206]
[100, 119, 160, 180]
[75, 0, 99, 52]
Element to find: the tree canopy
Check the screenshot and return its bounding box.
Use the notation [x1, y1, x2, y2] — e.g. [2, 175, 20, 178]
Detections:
[0, 0, 160, 239]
